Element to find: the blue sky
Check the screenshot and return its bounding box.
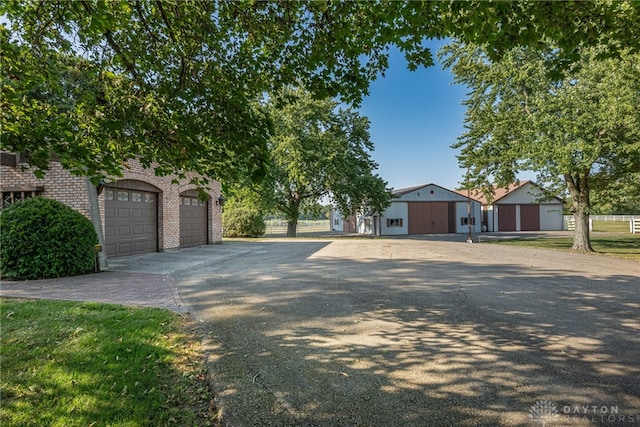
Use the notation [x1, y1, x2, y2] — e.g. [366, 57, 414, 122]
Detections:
[358, 40, 469, 192]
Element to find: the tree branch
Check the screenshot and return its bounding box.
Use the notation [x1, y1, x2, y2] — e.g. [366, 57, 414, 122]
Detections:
[78, 0, 140, 81]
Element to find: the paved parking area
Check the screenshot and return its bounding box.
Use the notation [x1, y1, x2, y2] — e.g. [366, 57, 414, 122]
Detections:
[2, 236, 639, 426]
[171, 238, 640, 426]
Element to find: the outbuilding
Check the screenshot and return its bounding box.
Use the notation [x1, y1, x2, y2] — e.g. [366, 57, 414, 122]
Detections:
[380, 184, 482, 236]
[472, 181, 564, 232]
[333, 183, 482, 236]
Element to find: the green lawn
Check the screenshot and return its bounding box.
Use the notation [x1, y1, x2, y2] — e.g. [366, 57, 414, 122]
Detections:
[591, 220, 635, 233]
[0, 299, 215, 426]
[487, 234, 640, 261]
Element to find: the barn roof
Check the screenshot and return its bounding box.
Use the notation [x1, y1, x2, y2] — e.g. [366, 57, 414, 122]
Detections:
[391, 183, 482, 201]
[466, 180, 563, 205]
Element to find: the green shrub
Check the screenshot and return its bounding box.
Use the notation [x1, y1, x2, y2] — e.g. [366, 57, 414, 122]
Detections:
[222, 203, 266, 238]
[0, 197, 98, 280]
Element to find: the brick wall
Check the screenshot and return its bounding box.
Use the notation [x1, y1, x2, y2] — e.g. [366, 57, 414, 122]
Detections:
[1, 155, 223, 252]
[0, 158, 90, 215]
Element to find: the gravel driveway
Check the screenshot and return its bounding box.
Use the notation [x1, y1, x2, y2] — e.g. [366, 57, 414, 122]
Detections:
[171, 238, 640, 426]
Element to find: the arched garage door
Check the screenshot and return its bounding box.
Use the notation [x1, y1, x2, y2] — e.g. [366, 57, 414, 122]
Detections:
[104, 182, 158, 258]
[180, 191, 208, 248]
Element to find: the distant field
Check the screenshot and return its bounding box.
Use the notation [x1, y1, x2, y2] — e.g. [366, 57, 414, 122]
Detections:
[591, 220, 636, 233]
[264, 219, 331, 235]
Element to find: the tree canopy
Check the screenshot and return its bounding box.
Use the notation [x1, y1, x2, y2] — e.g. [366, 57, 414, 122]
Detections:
[2, 1, 640, 186]
[440, 43, 640, 251]
[249, 87, 390, 237]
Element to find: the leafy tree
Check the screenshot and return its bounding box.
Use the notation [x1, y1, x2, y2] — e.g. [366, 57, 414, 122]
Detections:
[2, 1, 640, 184]
[440, 43, 640, 251]
[589, 173, 640, 215]
[257, 87, 391, 237]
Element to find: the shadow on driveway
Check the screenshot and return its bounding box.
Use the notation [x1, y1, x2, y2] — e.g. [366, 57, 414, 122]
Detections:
[172, 239, 640, 426]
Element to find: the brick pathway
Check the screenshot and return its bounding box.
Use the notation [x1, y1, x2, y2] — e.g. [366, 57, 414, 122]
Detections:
[0, 271, 187, 313]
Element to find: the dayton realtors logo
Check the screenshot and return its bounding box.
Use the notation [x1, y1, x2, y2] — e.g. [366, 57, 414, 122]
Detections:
[529, 400, 640, 425]
[529, 400, 559, 426]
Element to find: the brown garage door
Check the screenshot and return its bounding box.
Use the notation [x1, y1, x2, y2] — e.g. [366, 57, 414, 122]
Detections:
[520, 204, 540, 231]
[180, 194, 208, 248]
[344, 215, 357, 233]
[105, 188, 158, 258]
[408, 202, 449, 234]
[498, 204, 516, 231]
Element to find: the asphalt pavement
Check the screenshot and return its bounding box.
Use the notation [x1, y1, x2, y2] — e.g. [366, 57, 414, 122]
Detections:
[2, 235, 640, 426]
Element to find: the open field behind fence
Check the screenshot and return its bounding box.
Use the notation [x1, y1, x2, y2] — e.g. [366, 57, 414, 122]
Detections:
[564, 216, 640, 233]
[264, 219, 331, 235]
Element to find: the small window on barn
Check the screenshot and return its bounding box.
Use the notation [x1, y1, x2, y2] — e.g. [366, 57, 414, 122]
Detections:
[334, 219, 340, 225]
[460, 217, 476, 225]
[386, 218, 403, 227]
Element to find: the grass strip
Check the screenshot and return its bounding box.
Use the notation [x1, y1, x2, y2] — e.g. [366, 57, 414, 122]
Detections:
[0, 298, 215, 426]
[485, 234, 640, 261]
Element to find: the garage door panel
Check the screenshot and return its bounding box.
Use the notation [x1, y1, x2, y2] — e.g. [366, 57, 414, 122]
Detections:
[105, 187, 157, 258]
[117, 225, 131, 236]
[131, 207, 144, 218]
[180, 195, 208, 248]
[131, 224, 146, 236]
[520, 205, 540, 231]
[117, 207, 130, 218]
[118, 242, 132, 254]
[498, 205, 517, 231]
[408, 202, 449, 234]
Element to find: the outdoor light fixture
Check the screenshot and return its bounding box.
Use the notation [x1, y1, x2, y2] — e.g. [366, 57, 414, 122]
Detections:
[216, 195, 225, 207]
[96, 181, 106, 195]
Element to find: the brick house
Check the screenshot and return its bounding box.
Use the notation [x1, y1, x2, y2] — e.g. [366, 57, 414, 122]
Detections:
[0, 152, 223, 258]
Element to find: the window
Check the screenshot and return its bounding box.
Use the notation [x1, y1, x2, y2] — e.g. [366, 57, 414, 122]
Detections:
[460, 217, 476, 225]
[386, 218, 403, 227]
[131, 192, 142, 202]
[144, 194, 154, 203]
[334, 219, 340, 226]
[2, 190, 41, 209]
[117, 191, 129, 201]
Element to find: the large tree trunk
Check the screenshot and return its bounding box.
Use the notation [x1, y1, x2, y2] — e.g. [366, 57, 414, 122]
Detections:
[285, 199, 300, 237]
[565, 173, 594, 252]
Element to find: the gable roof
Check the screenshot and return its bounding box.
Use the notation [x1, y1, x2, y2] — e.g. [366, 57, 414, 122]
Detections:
[392, 183, 484, 203]
[392, 184, 434, 196]
[468, 180, 563, 205]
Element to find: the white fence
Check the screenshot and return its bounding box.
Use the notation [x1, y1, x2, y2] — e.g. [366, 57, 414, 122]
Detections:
[563, 215, 640, 232]
[264, 219, 331, 235]
[589, 215, 640, 222]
